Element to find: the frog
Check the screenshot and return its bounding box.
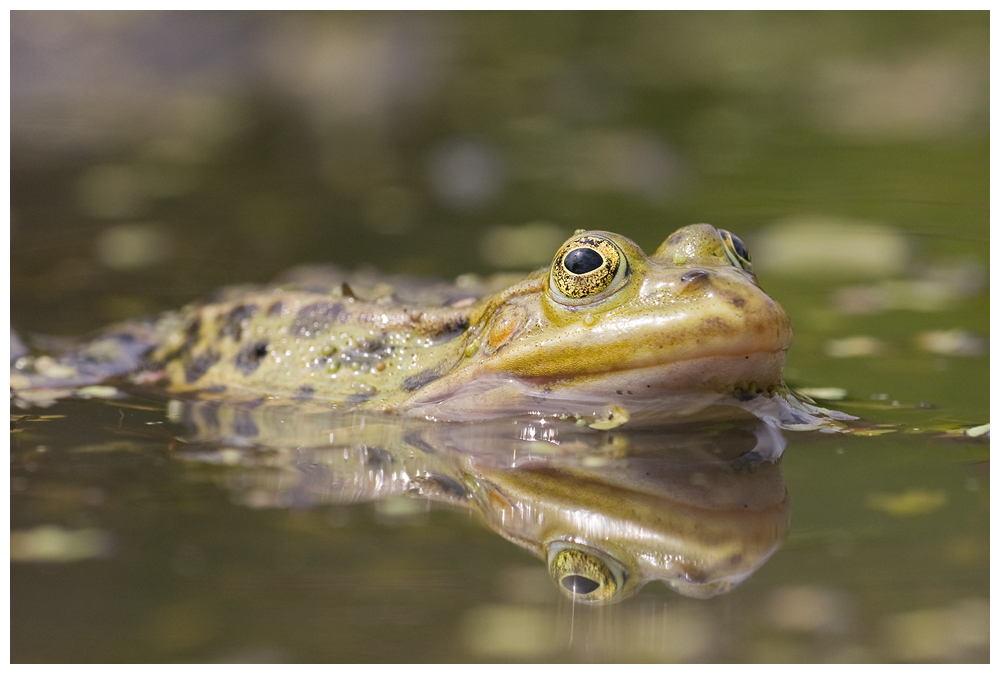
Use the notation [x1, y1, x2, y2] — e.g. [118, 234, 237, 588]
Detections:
[11, 224, 841, 428]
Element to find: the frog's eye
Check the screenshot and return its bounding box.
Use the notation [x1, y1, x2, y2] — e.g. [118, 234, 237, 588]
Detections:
[550, 234, 629, 305]
[719, 229, 752, 271]
[547, 541, 627, 603]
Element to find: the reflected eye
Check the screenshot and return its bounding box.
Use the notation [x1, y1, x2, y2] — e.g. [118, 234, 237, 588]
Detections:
[550, 234, 629, 305]
[718, 229, 752, 270]
[547, 541, 627, 603]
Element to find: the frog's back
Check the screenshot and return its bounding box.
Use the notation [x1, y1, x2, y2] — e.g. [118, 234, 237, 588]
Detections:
[151, 284, 475, 407]
[11, 266, 510, 408]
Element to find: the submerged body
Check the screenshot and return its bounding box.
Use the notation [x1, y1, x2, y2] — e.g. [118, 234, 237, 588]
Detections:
[13, 225, 821, 426]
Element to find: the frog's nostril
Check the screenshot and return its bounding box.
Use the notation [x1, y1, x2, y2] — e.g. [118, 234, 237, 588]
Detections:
[681, 269, 709, 284]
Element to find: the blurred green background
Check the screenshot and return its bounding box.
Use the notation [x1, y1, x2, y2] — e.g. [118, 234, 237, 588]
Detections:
[11, 12, 987, 304]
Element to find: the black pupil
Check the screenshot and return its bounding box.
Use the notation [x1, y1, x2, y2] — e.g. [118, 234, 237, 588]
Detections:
[562, 575, 601, 595]
[564, 248, 604, 275]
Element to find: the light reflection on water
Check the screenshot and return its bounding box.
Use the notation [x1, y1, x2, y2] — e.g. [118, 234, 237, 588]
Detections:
[170, 404, 792, 602]
[11, 392, 988, 662]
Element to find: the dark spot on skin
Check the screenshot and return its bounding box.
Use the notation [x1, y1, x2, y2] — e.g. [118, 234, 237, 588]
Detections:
[202, 385, 227, 394]
[681, 269, 709, 284]
[730, 296, 746, 308]
[268, 301, 285, 316]
[232, 413, 259, 438]
[294, 385, 314, 401]
[184, 350, 220, 383]
[616, 390, 623, 395]
[220, 304, 258, 340]
[292, 301, 345, 336]
[668, 231, 684, 245]
[345, 392, 374, 405]
[234, 341, 269, 376]
[403, 369, 441, 391]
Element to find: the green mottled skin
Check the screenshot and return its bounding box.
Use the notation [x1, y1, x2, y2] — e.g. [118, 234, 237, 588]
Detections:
[151, 286, 477, 405]
[141, 224, 792, 421]
[15, 224, 798, 423]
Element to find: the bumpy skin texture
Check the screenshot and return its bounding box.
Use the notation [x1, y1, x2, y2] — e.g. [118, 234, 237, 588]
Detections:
[150, 289, 474, 406]
[13, 225, 794, 421]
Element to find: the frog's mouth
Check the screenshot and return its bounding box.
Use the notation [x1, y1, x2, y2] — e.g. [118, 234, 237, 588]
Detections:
[403, 349, 789, 423]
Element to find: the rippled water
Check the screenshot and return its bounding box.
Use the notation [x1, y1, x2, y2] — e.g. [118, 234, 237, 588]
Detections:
[10, 12, 988, 663]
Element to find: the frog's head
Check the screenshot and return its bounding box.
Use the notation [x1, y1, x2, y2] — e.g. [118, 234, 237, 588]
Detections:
[508, 223, 790, 382]
[408, 224, 792, 421]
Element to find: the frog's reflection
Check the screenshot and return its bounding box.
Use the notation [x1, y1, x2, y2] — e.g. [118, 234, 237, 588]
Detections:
[172, 400, 790, 603]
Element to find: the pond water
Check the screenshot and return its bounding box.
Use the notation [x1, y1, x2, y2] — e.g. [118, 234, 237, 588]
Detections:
[10, 12, 989, 663]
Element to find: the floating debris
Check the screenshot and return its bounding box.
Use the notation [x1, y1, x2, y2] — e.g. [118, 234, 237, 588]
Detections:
[915, 329, 985, 356]
[75, 385, 123, 399]
[461, 604, 557, 659]
[950, 423, 992, 438]
[11, 525, 115, 562]
[881, 598, 989, 662]
[795, 387, 849, 401]
[10, 387, 75, 409]
[833, 261, 986, 315]
[849, 427, 898, 437]
[825, 336, 885, 358]
[766, 585, 853, 634]
[866, 489, 948, 516]
[753, 216, 909, 279]
[94, 222, 174, 270]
